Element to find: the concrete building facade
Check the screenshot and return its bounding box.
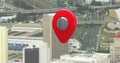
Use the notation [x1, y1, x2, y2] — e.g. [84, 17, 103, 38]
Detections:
[43, 14, 69, 60]
[23, 42, 48, 63]
[110, 38, 120, 63]
[0, 27, 8, 63]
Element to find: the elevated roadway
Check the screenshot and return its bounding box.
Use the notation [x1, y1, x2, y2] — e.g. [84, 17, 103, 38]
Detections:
[90, 4, 120, 9]
[0, 7, 77, 14]
[77, 21, 120, 25]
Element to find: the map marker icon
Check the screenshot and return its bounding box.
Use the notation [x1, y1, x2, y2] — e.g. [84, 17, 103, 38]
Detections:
[52, 9, 77, 44]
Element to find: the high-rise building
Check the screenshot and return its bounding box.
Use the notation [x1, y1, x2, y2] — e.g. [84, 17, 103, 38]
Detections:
[43, 14, 69, 60]
[0, 26, 8, 63]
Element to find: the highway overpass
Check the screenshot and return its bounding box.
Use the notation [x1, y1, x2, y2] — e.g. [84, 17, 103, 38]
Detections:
[0, 7, 77, 14]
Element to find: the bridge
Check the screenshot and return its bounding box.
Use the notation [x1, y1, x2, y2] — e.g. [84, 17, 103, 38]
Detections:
[89, 4, 120, 9]
[0, 7, 77, 14]
[0, 1, 76, 15]
[77, 21, 120, 25]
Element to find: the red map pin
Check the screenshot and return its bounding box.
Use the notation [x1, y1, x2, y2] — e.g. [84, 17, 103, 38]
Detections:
[52, 9, 77, 44]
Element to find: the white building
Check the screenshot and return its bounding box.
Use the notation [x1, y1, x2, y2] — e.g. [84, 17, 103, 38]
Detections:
[8, 36, 49, 63]
[60, 53, 110, 63]
[23, 41, 49, 63]
[95, 0, 110, 2]
[8, 24, 49, 63]
[114, 8, 120, 21]
[0, 14, 17, 22]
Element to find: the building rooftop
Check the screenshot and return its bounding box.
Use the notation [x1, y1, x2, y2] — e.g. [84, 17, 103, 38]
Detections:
[8, 24, 43, 37]
[8, 52, 22, 63]
[8, 31, 43, 37]
[115, 34, 120, 38]
[60, 53, 110, 62]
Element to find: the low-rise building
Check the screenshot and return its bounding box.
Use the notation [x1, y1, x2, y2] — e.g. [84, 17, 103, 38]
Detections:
[110, 34, 120, 63]
[60, 53, 110, 63]
[51, 53, 110, 63]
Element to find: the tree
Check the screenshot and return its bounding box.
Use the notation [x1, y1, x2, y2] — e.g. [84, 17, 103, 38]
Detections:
[76, 4, 92, 13]
[12, 0, 34, 10]
[91, 0, 102, 6]
[67, 0, 74, 6]
[56, 0, 65, 7]
[32, 15, 37, 21]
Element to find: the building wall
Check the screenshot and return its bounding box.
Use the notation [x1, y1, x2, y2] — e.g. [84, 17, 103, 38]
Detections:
[110, 38, 120, 63]
[23, 43, 48, 63]
[43, 14, 69, 60]
[114, 38, 120, 47]
[0, 27, 8, 63]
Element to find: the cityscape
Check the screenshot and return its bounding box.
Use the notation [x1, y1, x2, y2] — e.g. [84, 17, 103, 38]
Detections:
[0, 0, 120, 63]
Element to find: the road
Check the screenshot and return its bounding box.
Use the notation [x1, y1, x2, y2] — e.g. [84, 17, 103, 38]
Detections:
[75, 24, 101, 51]
[76, 20, 120, 51]
[90, 4, 120, 9]
[0, 7, 77, 14]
